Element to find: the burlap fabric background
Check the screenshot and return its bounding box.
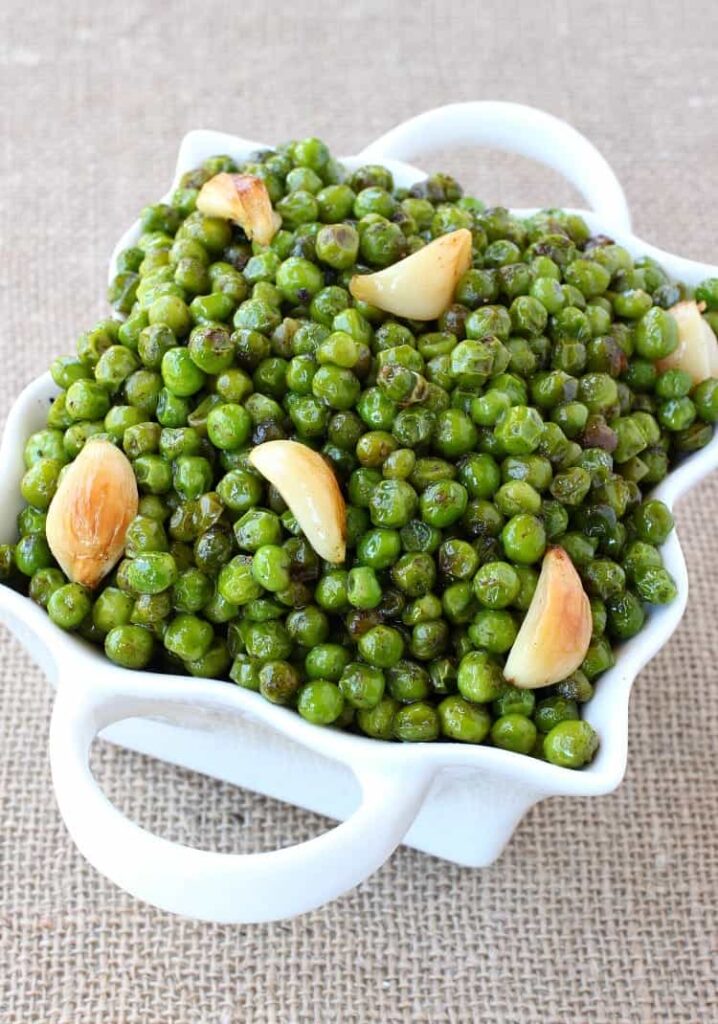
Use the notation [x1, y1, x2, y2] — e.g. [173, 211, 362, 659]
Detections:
[1, 2, 716, 1021]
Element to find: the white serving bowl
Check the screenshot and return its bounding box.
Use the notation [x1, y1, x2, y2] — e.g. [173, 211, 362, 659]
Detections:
[2, 102, 717, 924]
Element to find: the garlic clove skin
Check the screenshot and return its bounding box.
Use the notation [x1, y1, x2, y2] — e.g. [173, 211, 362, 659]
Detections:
[659, 300, 718, 384]
[503, 547, 592, 690]
[249, 440, 346, 564]
[46, 439, 138, 589]
[348, 228, 472, 320]
[196, 173, 281, 246]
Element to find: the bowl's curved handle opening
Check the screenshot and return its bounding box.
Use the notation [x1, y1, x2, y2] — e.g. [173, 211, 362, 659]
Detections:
[49, 676, 432, 924]
[358, 101, 632, 235]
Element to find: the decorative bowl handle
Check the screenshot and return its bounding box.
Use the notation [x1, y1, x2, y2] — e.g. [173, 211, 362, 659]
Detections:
[358, 101, 632, 234]
[49, 672, 432, 923]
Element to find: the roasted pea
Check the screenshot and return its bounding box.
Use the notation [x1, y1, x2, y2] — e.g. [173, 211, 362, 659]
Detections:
[457, 650, 504, 703]
[543, 720, 598, 768]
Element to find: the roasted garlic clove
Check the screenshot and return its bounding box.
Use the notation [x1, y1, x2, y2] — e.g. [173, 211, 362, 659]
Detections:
[659, 300, 718, 384]
[349, 228, 472, 320]
[46, 439, 138, 588]
[249, 440, 346, 563]
[196, 173, 281, 245]
[504, 547, 592, 689]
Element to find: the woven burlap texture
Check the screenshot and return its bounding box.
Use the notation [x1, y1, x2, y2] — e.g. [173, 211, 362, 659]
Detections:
[1, 1, 717, 1022]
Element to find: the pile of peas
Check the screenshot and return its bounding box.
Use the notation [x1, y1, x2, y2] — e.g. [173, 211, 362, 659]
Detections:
[3, 135, 718, 771]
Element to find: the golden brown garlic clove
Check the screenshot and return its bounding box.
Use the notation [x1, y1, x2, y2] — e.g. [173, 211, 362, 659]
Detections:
[659, 300, 718, 384]
[46, 439, 138, 589]
[348, 229, 472, 320]
[249, 440, 346, 563]
[503, 547, 592, 689]
[196, 173, 281, 246]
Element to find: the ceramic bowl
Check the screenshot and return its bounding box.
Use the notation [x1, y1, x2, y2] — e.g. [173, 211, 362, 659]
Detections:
[2, 102, 717, 924]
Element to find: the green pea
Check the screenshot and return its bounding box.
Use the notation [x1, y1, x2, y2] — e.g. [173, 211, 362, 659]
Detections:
[393, 702, 440, 742]
[20, 458, 62, 509]
[634, 306, 679, 359]
[312, 364, 361, 411]
[438, 695, 491, 743]
[457, 650, 504, 703]
[358, 625, 404, 668]
[47, 583, 92, 630]
[315, 224, 360, 269]
[29, 567, 66, 609]
[171, 568, 213, 614]
[633, 566, 677, 604]
[156, 388, 191, 427]
[105, 624, 154, 668]
[314, 570, 349, 612]
[232, 509, 280, 552]
[206, 403, 252, 451]
[251, 545, 291, 593]
[133, 454, 172, 495]
[433, 409, 478, 458]
[492, 684, 535, 718]
[186, 639, 231, 678]
[494, 406, 544, 455]
[125, 552, 178, 594]
[458, 453, 501, 499]
[242, 620, 291, 661]
[473, 561, 521, 609]
[305, 643, 351, 681]
[441, 581, 477, 625]
[359, 220, 407, 267]
[693, 378, 718, 422]
[273, 256, 323, 305]
[297, 680, 344, 725]
[357, 696, 399, 739]
[217, 555, 262, 605]
[491, 714, 537, 754]
[556, 671, 594, 704]
[436, 539, 478, 582]
[24, 428, 67, 468]
[148, 295, 191, 336]
[656, 369, 692, 400]
[462, 499, 504, 539]
[606, 590, 646, 639]
[391, 552, 436, 597]
[285, 606, 330, 647]
[468, 609, 518, 654]
[14, 534, 53, 576]
[530, 275, 566, 314]
[230, 654, 261, 691]
[130, 591, 171, 627]
[125, 514, 168, 557]
[316, 184, 356, 222]
[510, 294, 549, 335]
[495, 480, 542, 516]
[164, 613, 213, 661]
[366, 479, 416, 529]
[336, 663, 384, 711]
[632, 499, 674, 544]
[420, 480, 468, 528]
[534, 696, 579, 734]
[17, 506, 47, 537]
[171, 455, 212, 501]
[65, 380, 111, 421]
[581, 637, 616, 680]
[543, 720, 599, 768]
[658, 397, 696, 432]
